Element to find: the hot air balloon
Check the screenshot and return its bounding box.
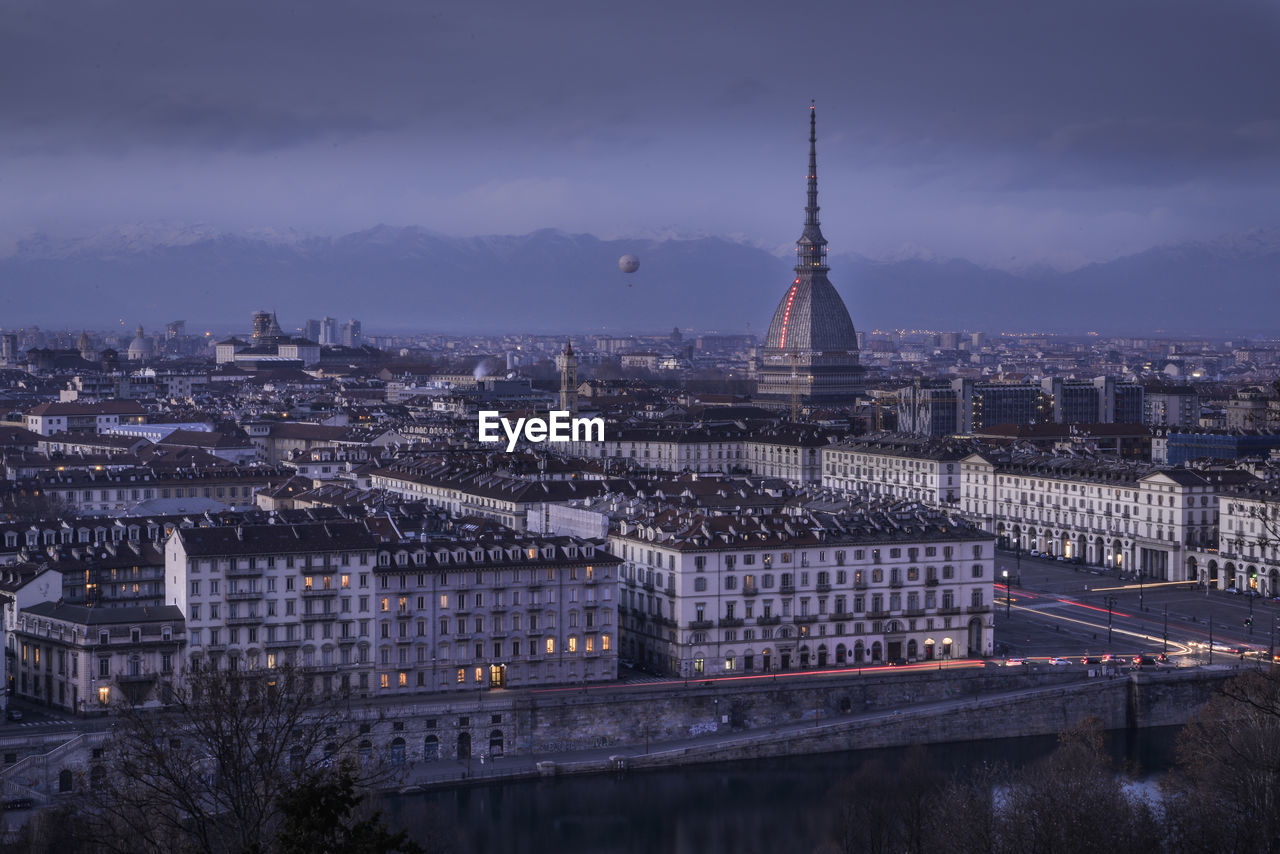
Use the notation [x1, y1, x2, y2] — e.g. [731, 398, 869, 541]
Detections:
[618, 254, 640, 274]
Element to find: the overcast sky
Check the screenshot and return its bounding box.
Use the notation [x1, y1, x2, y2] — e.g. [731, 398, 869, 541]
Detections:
[3, 0, 1279, 269]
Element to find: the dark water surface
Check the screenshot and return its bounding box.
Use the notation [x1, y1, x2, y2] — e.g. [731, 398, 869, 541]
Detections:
[384, 726, 1181, 854]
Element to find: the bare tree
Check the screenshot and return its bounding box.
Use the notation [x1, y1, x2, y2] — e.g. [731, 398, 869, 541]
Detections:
[75, 664, 399, 854]
[1166, 667, 1280, 853]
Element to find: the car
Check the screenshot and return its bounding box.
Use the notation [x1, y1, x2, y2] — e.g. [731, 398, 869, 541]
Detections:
[1100, 654, 1124, 664]
[1226, 586, 1240, 594]
[1132, 656, 1156, 667]
[1055, 555, 1066, 562]
[1004, 657, 1028, 667]
[888, 657, 909, 667]
[1156, 653, 1170, 663]
[1049, 657, 1072, 666]
[5, 709, 23, 722]
[1079, 656, 1100, 665]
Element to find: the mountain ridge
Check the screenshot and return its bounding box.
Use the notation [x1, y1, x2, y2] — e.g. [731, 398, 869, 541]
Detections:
[1, 225, 1275, 334]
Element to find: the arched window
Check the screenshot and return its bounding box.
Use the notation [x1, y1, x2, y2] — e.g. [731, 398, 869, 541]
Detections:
[424, 735, 439, 761]
[389, 737, 406, 765]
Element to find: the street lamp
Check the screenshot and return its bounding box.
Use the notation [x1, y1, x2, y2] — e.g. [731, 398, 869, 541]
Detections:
[1003, 570, 1011, 618]
[1106, 595, 1117, 646]
[1163, 606, 1168, 655]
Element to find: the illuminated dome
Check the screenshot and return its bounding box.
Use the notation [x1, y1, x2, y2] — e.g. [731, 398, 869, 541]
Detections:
[763, 275, 858, 353]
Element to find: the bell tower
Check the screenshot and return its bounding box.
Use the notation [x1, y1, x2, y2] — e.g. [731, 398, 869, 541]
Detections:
[556, 341, 578, 414]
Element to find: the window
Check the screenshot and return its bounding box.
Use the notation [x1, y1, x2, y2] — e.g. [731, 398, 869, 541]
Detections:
[694, 577, 707, 592]
[971, 564, 984, 578]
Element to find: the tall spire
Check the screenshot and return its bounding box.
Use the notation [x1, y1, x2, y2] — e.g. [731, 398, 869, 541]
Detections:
[796, 100, 828, 273]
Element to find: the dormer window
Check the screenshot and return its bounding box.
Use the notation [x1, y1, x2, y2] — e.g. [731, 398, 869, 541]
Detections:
[99, 631, 110, 646]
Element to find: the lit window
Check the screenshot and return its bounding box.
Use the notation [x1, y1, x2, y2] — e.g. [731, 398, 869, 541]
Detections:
[304, 576, 314, 591]
[545, 638, 555, 655]
[602, 634, 611, 651]
[380, 673, 389, 689]
[341, 574, 350, 588]
[456, 668, 465, 683]
[585, 637, 594, 653]
[398, 672, 407, 687]
[98, 686, 110, 705]
[568, 636, 578, 653]
[474, 667, 482, 683]
[380, 598, 389, 612]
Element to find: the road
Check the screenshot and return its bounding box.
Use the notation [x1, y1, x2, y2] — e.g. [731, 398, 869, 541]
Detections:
[993, 550, 1278, 664]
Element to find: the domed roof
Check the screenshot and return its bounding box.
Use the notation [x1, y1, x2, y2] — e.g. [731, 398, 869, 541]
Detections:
[127, 325, 153, 359]
[764, 275, 858, 353]
[762, 104, 858, 356]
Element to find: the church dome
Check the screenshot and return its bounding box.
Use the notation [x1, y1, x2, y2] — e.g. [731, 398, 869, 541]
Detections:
[763, 276, 858, 353]
[127, 325, 153, 360]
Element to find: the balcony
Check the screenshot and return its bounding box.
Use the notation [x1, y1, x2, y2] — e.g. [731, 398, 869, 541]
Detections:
[780, 584, 795, 594]
[116, 670, 158, 683]
[301, 610, 335, 622]
[925, 578, 939, 587]
[394, 635, 415, 644]
[830, 611, 855, 621]
[755, 615, 781, 626]
[302, 587, 338, 598]
[717, 617, 744, 629]
[889, 580, 904, 589]
[742, 585, 759, 596]
[226, 565, 263, 579]
[690, 619, 713, 630]
[792, 616, 818, 625]
[642, 581, 655, 592]
[866, 610, 890, 620]
[226, 589, 263, 601]
[904, 608, 926, 617]
[936, 605, 962, 615]
[967, 605, 991, 614]
[853, 581, 868, 590]
[264, 637, 299, 649]
[226, 614, 263, 626]
[816, 583, 831, 593]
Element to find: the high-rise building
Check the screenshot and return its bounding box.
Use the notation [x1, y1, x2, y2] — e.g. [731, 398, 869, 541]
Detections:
[756, 104, 862, 410]
[340, 319, 362, 347]
[303, 319, 322, 343]
[319, 317, 337, 346]
[251, 311, 273, 340]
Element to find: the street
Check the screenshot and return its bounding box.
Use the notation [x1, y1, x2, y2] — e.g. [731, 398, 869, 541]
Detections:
[994, 550, 1278, 663]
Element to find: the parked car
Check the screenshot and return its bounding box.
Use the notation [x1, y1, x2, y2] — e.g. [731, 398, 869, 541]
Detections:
[1226, 586, 1240, 594]
[5, 709, 23, 722]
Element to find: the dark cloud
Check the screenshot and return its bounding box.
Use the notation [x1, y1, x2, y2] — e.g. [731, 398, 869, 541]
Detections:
[2, 0, 1279, 265]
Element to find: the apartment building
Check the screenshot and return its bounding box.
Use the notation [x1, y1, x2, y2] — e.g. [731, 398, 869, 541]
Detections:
[609, 505, 995, 678]
[821, 435, 973, 506]
[960, 451, 1256, 580]
[166, 521, 622, 696]
[11, 602, 185, 714]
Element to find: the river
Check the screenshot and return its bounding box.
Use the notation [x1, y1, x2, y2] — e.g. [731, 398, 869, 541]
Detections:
[383, 726, 1181, 854]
